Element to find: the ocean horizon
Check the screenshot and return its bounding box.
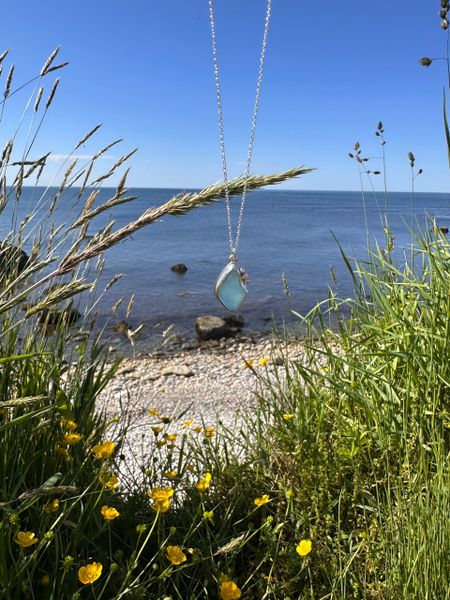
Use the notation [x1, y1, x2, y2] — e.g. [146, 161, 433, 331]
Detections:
[4, 186, 450, 350]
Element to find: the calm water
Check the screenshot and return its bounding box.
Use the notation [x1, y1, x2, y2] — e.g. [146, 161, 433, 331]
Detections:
[4, 187, 450, 345]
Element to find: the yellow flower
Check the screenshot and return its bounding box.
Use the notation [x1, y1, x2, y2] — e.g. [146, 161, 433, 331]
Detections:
[282, 413, 295, 421]
[55, 445, 68, 457]
[220, 580, 242, 600]
[101, 505, 120, 521]
[153, 499, 171, 512]
[60, 418, 77, 430]
[15, 531, 38, 548]
[243, 359, 254, 369]
[258, 357, 269, 366]
[182, 419, 194, 428]
[155, 440, 166, 448]
[64, 433, 83, 445]
[203, 510, 214, 522]
[78, 561, 103, 585]
[100, 473, 119, 489]
[151, 426, 163, 435]
[40, 574, 50, 587]
[164, 470, 177, 479]
[166, 545, 187, 565]
[150, 487, 174, 513]
[195, 472, 212, 492]
[296, 539, 312, 557]
[91, 440, 116, 459]
[193, 426, 202, 433]
[164, 433, 177, 442]
[254, 494, 270, 507]
[149, 408, 160, 417]
[43, 499, 60, 513]
[204, 426, 215, 439]
[150, 487, 174, 502]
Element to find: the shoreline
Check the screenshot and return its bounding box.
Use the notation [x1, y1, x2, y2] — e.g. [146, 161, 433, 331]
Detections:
[98, 332, 308, 474]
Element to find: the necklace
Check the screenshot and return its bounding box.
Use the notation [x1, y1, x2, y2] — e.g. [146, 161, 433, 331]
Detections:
[208, 0, 272, 311]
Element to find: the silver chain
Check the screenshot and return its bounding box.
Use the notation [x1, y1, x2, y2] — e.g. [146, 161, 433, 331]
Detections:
[208, 0, 272, 261]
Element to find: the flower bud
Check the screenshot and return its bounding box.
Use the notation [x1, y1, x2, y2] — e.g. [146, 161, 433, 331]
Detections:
[419, 57, 433, 67]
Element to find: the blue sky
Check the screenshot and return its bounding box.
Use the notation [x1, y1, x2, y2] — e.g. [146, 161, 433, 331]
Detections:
[1, 0, 449, 192]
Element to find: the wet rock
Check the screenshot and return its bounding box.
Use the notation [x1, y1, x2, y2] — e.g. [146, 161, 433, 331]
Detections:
[171, 263, 188, 274]
[38, 307, 81, 327]
[196, 315, 235, 341]
[223, 314, 244, 329]
[0, 243, 30, 277]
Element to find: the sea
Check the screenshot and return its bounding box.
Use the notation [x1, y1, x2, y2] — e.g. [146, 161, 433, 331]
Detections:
[3, 187, 450, 350]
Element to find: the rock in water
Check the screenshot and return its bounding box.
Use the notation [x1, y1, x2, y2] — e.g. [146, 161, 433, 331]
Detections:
[38, 307, 81, 327]
[223, 314, 244, 329]
[171, 263, 188, 274]
[0, 243, 30, 277]
[196, 315, 233, 341]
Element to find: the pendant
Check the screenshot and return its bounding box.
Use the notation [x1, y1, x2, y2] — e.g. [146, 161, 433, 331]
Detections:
[214, 260, 249, 311]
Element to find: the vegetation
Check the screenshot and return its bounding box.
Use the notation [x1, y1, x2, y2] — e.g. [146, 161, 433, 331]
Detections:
[2, 6, 450, 598]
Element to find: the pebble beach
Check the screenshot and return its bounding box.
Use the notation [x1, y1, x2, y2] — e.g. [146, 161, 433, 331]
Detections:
[97, 332, 307, 477]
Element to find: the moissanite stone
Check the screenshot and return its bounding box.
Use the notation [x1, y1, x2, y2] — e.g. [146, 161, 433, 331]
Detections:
[214, 261, 248, 311]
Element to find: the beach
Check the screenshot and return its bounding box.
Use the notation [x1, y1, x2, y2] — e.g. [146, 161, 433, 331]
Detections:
[97, 331, 308, 472]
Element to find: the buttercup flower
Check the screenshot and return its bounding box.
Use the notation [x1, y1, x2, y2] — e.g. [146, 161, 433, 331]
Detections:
[91, 440, 116, 459]
[150, 487, 174, 512]
[15, 531, 38, 548]
[203, 510, 214, 522]
[182, 419, 194, 428]
[243, 359, 254, 369]
[40, 575, 50, 587]
[296, 539, 312, 557]
[258, 357, 269, 366]
[155, 440, 166, 448]
[100, 473, 119, 489]
[151, 426, 163, 436]
[60, 418, 77, 430]
[164, 433, 178, 442]
[204, 426, 215, 439]
[282, 413, 295, 421]
[220, 580, 242, 600]
[164, 470, 177, 479]
[78, 561, 103, 585]
[195, 472, 212, 492]
[149, 408, 160, 417]
[101, 505, 120, 521]
[193, 426, 202, 433]
[43, 498, 60, 513]
[64, 433, 83, 445]
[55, 445, 68, 457]
[166, 545, 187, 565]
[254, 494, 270, 507]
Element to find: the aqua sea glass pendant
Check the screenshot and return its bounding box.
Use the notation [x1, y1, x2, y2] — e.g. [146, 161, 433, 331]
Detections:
[214, 260, 248, 311]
